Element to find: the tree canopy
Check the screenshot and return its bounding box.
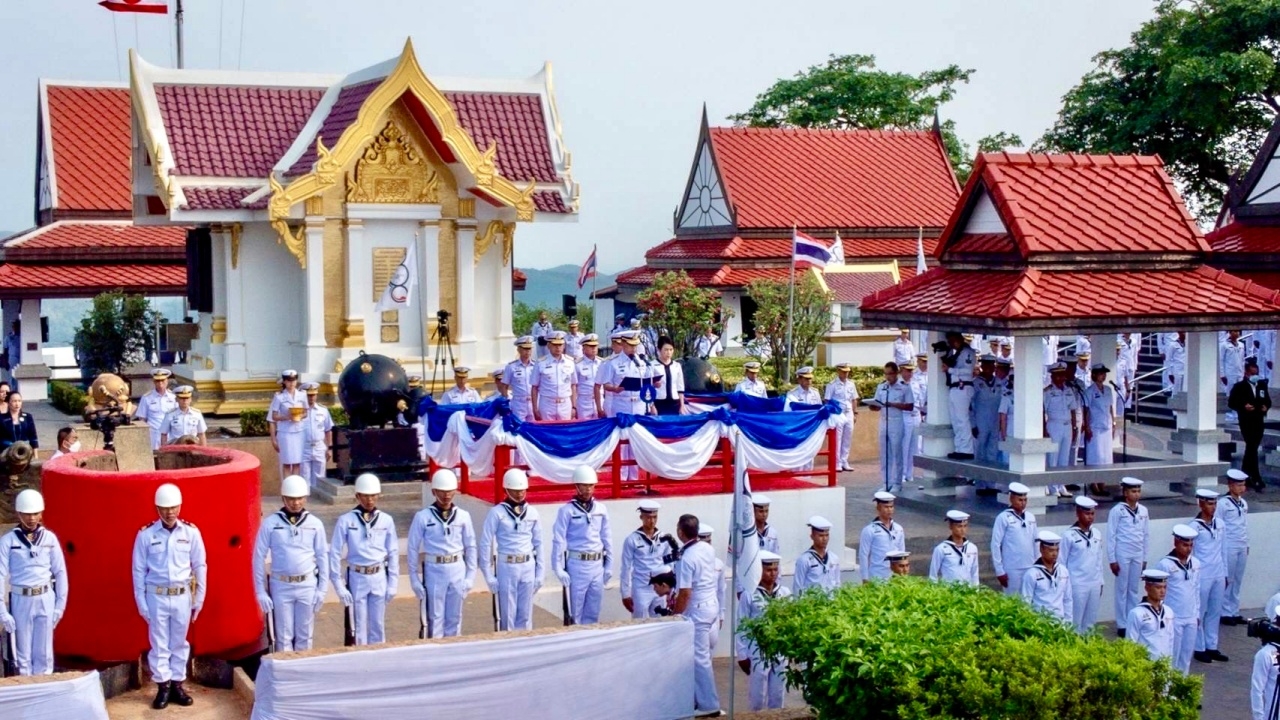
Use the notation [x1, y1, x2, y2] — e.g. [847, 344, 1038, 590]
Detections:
[1039, 0, 1280, 219]
[745, 274, 833, 387]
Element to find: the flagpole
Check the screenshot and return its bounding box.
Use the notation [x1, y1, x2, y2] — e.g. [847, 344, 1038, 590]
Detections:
[785, 226, 797, 383]
[417, 230, 428, 382]
[589, 244, 598, 332]
[174, 0, 184, 68]
[727, 429, 742, 719]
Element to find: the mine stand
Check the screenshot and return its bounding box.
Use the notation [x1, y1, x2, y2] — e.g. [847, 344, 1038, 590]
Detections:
[330, 352, 428, 485]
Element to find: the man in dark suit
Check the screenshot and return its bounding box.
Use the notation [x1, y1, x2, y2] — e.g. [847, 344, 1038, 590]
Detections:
[1228, 360, 1270, 492]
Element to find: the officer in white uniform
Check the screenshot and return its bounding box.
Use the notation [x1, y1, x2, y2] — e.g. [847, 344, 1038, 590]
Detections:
[942, 331, 977, 459]
[1043, 363, 1080, 468]
[551, 466, 612, 624]
[871, 363, 914, 491]
[252, 475, 328, 652]
[269, 369, 307, 479]
[564, 319, 585, 360]
[1191, 488, 1229, 663]
[1155, 524, 1201, 673]
[784, 367, 822, 408]
[408, 469, 476, 638]
[328, 473, 398, 645]
[735, 361, 769, 398]
[159, 385, 207, 445]
[533, 331, 577, 421]
[596, 332, 627, 418]
[1218, 469, 1250, 625]
[1222, 330, 1246, 419]
[929, 509, 979, 586]
[1020, 531, 1072, 622]
[970, 355, 1002, 463]
[1251, 608, 1280, 720]
[738, 550, 790, 712]
[134, 368, 178, 450]
[299, 382, 333, 489]
[1128, 569, 1175, 662]
[793, 516, 840, 594]
[132, 483, 206, 709]
[669, 513, 721, 716]
[620, 499, 668, 619]
[488, 368, 509, 400]
[892, 328, 915, 366]
[1059, 496, 1105, 635]
[440, 367, 482, 405]
[502, 337, 537, 422]
[480, 469, 543, 631]
[991, 482, 1038, 595]
[1108, 477, 1150, 638]
[858, 492, 905, 581]
[1042, 335, 1060, 385]
[597, 332, 651, 479]
[531, 312, 554, 360]
[574, 335, 603, 420]
[825, 362, 859, 471]
[1082, 364, 1115, 466]
[901, 362, 923, 479]
[697, 525, 727, 629]
[0, 490, 68, 675]
[1165, 332, 1187, 392]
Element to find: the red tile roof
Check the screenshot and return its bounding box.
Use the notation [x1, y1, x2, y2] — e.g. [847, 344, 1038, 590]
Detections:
[181, 186, 263, 210]
[155, 85, 325, 177]
[643, 236, 934, 262]
[707, 127, 958, 230]
[45, 85, 131, 213]
[449, 92, 559, 183]
[948, 233, 1017, 253]
[1206, 221, 1280, 253]
[844, 237, 938, 258]
[532, 191, 570, 213]
[3, 222, 185, 251]
[615, 266, 722, 287]
[616, 264, 794, 288]
[286, 80, 380, 176]
[0, 263, 187, 298]
[1227, 270, 1280, 290]
[946, 153, 1206, 257]
[825, 271, 899, 304]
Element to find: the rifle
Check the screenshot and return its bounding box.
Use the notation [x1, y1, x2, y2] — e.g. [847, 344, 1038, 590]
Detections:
[1, 626, 16, 677]
[491, 553, 502, 632]
[342, 569, 356, 647]
[419, 560, 429, 640]
[561, 561, 575, 626]
[264, 577, 276, 653]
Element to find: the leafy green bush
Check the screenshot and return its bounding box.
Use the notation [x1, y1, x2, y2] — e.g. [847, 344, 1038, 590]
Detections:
[72, 291, 163, 376]
[239, 409, 269, 437]
[711, 357, 880, 398]
[49, 381, 89, 416]
[329, 405, 348, 427]
[744, 578, 1199, 720]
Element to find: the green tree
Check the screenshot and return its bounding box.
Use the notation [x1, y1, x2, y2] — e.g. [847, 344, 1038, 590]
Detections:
[635, 270, 728, 357]
[977, 131, 1025, 153]
[730, 54, 1015, 181]
[512, 301, 593, 337]
[72, 291, 163, 377]
[1039, 0, 1280, 219]
[745, 274, 833, 388]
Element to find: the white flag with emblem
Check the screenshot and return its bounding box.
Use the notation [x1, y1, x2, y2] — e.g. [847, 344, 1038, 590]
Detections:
[375, 243, 418, 313]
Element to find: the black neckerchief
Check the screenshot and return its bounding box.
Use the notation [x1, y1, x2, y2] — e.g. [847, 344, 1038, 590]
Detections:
[431, 504, 457, 526]
[633, 528, 658, 547]
[944, 539, 969, 564]
[1165, 553, 1194, 580]
[1006, 508, 1027, 527]
[757, 585, 780, 600]
[1140, 601, 1167, 628]
[1194, 517, 1216, 538]
[354, 506, 379, 528]
[1122, 503, 1142, 522]
[13, 525, 42, 551]
[874, 520, 896, 536]
[1071, 525, 1094, 547]
[756, 523, 771, 538]
[1227, 495, 1246, 513]
[572, 498, 595, 514]
[279, 508, 307, 526]
[1032, 559, 1060, 586]
[807, 548, 829, 566]
[502, 499, 527, 518]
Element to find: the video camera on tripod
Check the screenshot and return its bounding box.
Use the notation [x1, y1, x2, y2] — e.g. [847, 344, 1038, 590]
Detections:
[433, 309, 451, 341]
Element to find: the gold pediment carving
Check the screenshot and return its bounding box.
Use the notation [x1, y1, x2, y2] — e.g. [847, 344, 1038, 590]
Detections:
[346, 120, 441, 204]
[474, 220, 516, 267]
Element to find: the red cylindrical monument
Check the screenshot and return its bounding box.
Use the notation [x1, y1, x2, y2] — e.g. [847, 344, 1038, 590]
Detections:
[41, 446, 262, 664]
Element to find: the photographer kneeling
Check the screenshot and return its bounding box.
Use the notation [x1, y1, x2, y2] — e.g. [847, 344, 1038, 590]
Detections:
[1251, 606, 1280, 720]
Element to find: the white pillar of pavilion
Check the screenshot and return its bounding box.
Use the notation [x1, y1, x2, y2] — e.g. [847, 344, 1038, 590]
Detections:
[13, 298, 51, 401]
[918, 331, 954, 463]
[302, 216, 328, 372]
[1001, 334, 1056, 476]
[1169, 330, 1229, 496]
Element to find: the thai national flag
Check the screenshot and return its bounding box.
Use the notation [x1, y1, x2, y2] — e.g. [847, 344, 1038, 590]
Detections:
[99, 0, 169, 13]
[577, 245, 598, 289]
[793, 230, 834, 269]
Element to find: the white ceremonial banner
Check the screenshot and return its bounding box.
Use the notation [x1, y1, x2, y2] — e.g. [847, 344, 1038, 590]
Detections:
[252, 621, 695, 720]
[0, 670, 109, 719]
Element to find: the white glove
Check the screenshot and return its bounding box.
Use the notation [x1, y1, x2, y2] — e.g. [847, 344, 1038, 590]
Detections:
[555, 570, 571, 585]
[137, 604, 149, 621]
[256, 593, 274, 615]
[312, 595, 324, 615]
[484, 575, 498, 591]
[53, 609, 64, 627]
[603, 570, 613, 586]
[462, 581, 474, 595]
[412, 582, 426, 600]
[337, 587, 353, 606]
[384, 590, 396, 604]
[0, 611, 14, 634]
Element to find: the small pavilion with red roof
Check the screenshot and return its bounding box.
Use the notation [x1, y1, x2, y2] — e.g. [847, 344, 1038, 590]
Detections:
[863, 152, 1280, 505]
[603, 110, 958, 357]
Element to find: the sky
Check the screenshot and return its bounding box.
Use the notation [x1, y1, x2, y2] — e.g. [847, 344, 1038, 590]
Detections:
[0, 0, 1158, 275]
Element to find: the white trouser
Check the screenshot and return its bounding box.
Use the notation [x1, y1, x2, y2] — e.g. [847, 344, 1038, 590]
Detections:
[1114, 558, 1143, 630]
[347, 568, 388, 645]
[1004, 566, 1029, 596]
[423, 560, 467, 638]
[495, 558, 536, 631]
[1196, 577, 1225, 651]
[148, 427, 164, 451]
[566, 556, 604, 625]
[630, 585, 657, 620]
[1172, 621, 1197, 674]
[749, 657, 785, 711]
[902, 415, 919, 481]
[9, 590, 54, 675]
[1071, 582, 1101, 635]
[690, 608, 721, 713]
[576, 399, 598, 421]
[948, 385, 974, 453]
[878, 419, 904, 491]
[537, 396, 572, 421]
[511, 397, 533, 422]
[1223, 547, 1247, 616]
[269, 577, 319, 652]
[1046, 419, 1072, 467]
[145, 589, 192, 683]
[836, 408, 853, 469]
[303, 444, 326, 488]
[975, 416, 999, 463]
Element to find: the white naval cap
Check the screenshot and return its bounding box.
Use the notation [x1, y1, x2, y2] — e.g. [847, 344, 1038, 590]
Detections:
[945, 510, 969, 522]
[1037, 530, 1062, 545]
[1172, 524, 1199, 540]
[637, 499, 660, 513]
[698, 524, 714, 537]
[1142, 569, 1170, 583]
[1007, 482, 1030, 496]
[649, 565, 674, 581]
[808, 515, 832, 530]
[759, 550, 781, 564]
[873, 491, 895, 503]
[1195, 488, 1220, 500]
[1226, 468, 1249, 482]
[886, 550, 911, 562]
[751, 493, 772, 507]
[1074, 496, 1099, 509]
[1120, 477, 1144, 488]
[515, 335, 535, 348]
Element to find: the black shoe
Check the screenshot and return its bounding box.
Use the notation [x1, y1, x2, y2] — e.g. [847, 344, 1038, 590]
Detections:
[168, 682, 194, 707]
[1222, 615, 1245, 626]
[1193, 651, 1213, 663]
[1209, 649, 1229, 662]
[152, 682, 170, 709]
[947, 452, 975, 460]
[1116, 628, 1126, 639]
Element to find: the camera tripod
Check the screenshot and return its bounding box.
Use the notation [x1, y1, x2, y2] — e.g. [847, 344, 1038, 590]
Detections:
[429, 319, 457, 393]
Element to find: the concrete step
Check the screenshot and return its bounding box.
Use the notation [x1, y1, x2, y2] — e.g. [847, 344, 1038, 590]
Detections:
[313, 476, 425, 505]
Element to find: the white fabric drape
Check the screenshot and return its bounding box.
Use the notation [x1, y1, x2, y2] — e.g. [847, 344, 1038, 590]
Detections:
[625, 420, 723, 480]
[730, 414, 842, 472]
[251, 621, 694, 720]
[0, 671, 109, 719]
[492, 424, 621, 482]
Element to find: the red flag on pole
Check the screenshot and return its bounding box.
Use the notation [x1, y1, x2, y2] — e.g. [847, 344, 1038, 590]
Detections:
[99, 0, 169, 14]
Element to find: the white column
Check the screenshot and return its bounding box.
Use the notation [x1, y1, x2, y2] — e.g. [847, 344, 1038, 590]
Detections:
[303, 218, 327, 372]
[456, 225, 476, 346]
[14, 298, 51, 401]
[498, 251, 514, 345]
[223, 231, 247, 375]
[342, 219, 369, 357]
[1004, 333, 1055, 473]
[0, 300, 17, 385]
[1170, 331, 1229, 493]
[919, 331, 954, 459]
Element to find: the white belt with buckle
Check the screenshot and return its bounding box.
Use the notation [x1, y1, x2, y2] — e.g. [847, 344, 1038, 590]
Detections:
[424, 554, 460, 564]
[17, 585, 49, 597]
[151, 585, 187, 596]
[275, 573, 310, 583]
[571, 551, 603, 561]
[351, 564, 383, 575]
[503, 554, 531, 564]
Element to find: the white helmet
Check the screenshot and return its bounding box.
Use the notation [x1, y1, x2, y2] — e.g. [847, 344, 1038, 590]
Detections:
[502, 468, 529, 491]
[430, 469, 459, 492]
[572, 466, 598, 485]
[281, 475, 310, 498]
[14, 489, 44, 514]
[354, 473, 381, 495]
[154, 483, 182, 508]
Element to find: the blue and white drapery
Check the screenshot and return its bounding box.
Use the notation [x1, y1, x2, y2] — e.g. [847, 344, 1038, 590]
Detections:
[419, 397, 847, 483]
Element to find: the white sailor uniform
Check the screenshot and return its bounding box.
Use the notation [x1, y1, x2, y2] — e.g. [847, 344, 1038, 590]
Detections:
[533, 354, 576, 421]
[301, 404, 333, 488]
[906, 370, 927, 473]
[160, 407, 207, 444]
[1192, 515, 1227, 654]
[1251, 641, 1280, 720]
[132, 519, 206, 684]
[1155, 553, 1200, 673]
[1127, 601, 1176, 661]
[575, 356, 603, 420]
[551, 498, 612, 625]
[946, 345, 977, 454]
[970, 375, 1003, 463]
[1107, 501, 1149, 631]
[0, 524, 68, 675]
[1217, 493, 1249, 619]
[269, 389, 307, 464]
[252, 509, 329, 651]
[793, 548, 841, 594]
[134, 389, 178, 450]
[502, 359, 536, 422]
[739, 584, 792, 711]
[1020, 560, 1073, 623]
[929, 538, 979, 586]
[991, 508, 1038, 596]
[328, 507, 398, 645]
[620, 528, 669, 619]
[407, 504, 477, 638]
[1059, 524, 1105, 634]
[480, 500, 543, 631]
[858, 519, 905, 581]
[824, 378, 859, 469]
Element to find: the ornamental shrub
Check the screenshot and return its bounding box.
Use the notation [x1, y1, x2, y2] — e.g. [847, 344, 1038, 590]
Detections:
[49, 381, 89, 416]
[636, 270, 730, 357]
[743, 577, 1199, 720]
[239, 409, 269, 437]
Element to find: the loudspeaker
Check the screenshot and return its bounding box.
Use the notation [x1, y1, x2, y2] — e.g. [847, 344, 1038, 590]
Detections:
[562, 294, 577, 318]
[186, 227, 214, 313]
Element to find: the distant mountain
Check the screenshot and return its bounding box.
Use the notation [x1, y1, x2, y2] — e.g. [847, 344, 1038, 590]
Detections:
[515, 264, 617, 310]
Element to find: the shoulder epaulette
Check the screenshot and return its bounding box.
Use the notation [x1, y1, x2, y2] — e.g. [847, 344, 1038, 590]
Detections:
[182, 519, 198, 528]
